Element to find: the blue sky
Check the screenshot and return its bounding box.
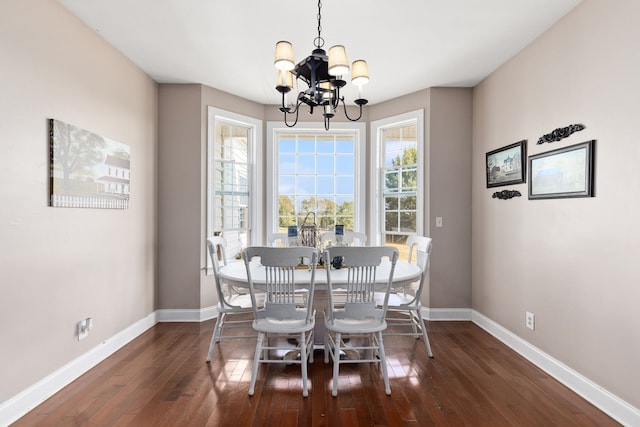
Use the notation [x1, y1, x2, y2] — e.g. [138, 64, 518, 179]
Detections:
[278, 138, 355, 197]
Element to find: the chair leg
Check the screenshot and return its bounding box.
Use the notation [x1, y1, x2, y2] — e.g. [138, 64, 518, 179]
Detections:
[417, 310, 433, 357]
[376, 331, 391, 395]
[206, 312, 225, 362]
[300, 332, 309, 397]
[409, 310, 419, 337]
[262, 334, 269, 361]
[332, 332, 341, 397]
[249, 332, 264, 396]
[324, 329, 329, 363]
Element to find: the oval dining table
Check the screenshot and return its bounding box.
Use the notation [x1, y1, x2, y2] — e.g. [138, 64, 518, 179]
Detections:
[218, 258, 422, 290]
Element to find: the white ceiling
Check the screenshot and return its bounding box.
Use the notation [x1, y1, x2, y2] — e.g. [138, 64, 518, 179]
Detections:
[57, 0, 582, 106]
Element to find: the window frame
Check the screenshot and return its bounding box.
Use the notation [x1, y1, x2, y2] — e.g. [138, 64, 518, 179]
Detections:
[369, 109, 425, 246]
[266, 121, 366, 238]
[207, 107, 263, 269]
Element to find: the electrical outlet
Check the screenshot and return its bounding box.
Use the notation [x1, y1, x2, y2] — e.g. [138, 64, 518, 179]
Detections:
[526, 311, 535, 331]
[77, 317, 93, 341]
[78, 320, 89, 340]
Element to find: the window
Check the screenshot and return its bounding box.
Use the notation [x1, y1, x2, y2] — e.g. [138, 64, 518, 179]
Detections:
[267, 122, 366, 237]
[207, 107, 262, 263]
[370, 110, 424, 254]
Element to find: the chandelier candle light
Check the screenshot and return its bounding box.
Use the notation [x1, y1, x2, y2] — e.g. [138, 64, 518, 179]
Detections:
[274, 0, 369, 130]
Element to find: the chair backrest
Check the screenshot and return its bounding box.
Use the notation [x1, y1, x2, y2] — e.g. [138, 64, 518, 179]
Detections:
[206, 237, 235, 308]
[405, 236, 432, 303]
[267, 233, 289, 247]
[207, 236, 229, 266]
[324, 246, 399, 322]
[243, 246, 319, 322]
[321, 231, 367, 248]
[407, 235, 432, 266]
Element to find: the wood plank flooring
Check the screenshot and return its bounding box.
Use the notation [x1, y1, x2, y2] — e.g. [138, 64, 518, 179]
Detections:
[12, 318, 619, 426]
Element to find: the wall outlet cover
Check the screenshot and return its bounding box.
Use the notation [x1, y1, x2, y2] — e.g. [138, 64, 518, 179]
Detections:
[526, 311, 535, 331]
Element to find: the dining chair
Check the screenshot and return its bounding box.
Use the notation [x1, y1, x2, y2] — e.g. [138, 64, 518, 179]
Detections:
[243, 246, 319, 397]
[323, 246, 398, 396]
[268, 232, 313, 306]
[375, 236, 433, 357]
[205, 237, 258, 363]
[267, 232, 289, 247]
[321, 230, 367, 248]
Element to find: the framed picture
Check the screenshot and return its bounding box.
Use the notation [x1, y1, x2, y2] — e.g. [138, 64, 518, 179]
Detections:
[49, 119, 130, 209]
[528, 140, 595, 200]
[486, 140, 527, 188]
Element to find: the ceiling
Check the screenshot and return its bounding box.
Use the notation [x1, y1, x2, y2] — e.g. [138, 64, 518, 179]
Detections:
[57, 0, 582, 106]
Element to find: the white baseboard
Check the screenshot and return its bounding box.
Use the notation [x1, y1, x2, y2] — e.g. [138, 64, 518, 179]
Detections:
[423, 307, 472, 321]
[0, 312, 157, 427]
[3, 307, 637, 427]
[156, 306, 218, 322]
[471, 310, 640, 427]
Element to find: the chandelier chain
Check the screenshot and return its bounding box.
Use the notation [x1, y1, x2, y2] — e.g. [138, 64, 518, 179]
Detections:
[315, 0, 324, 48]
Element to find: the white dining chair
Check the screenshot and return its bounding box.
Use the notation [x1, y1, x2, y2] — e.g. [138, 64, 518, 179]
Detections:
[267, 232, 289, 247]
[375, 236, 434, 357]
[323, 246, 398, 396]
[320, 230, 367, 248]
[243, 246, 319, 397]
[205, 237, 258, 362]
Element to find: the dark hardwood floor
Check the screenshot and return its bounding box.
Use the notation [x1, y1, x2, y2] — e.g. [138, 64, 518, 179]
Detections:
[12, 317, 619, 426]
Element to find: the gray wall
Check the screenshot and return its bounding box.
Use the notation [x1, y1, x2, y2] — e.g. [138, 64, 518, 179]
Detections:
[370, 88, 473, 309]
[472, 0, 640, 408]
[157, 85, 265, 310]
[158, 85, 202, 309]
[0, 0, 158, 403]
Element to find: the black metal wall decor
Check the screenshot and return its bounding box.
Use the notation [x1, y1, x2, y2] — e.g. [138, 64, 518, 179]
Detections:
[537, 123, 585, 145]
[492, 189, 521, 200]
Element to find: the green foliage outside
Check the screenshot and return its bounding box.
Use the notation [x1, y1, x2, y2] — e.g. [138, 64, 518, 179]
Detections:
[384, 146, 418, 234]
[276, 145, 417, 236]
[385, 146, 417, 192]
[278, 195, 354, 231]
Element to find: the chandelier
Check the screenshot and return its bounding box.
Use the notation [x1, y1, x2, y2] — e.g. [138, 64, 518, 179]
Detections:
[273, 0, 369, 130]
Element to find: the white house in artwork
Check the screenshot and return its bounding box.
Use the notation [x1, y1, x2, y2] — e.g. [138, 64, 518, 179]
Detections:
[98, 155, 130, 197]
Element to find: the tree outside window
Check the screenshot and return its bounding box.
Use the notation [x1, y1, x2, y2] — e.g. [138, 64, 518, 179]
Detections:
[381, 123, 419, 252]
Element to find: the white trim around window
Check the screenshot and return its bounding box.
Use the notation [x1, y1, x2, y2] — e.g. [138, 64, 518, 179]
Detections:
[369, 109, 425, 246]
[266, 121, 366, 238]
[207, 107, 262, 268]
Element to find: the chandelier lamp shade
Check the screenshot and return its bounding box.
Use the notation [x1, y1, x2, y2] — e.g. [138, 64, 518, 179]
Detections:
[274, 0, 369, 130]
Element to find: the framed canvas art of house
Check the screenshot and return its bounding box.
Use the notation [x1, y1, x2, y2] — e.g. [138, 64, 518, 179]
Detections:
[49, 119, 130, 209]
